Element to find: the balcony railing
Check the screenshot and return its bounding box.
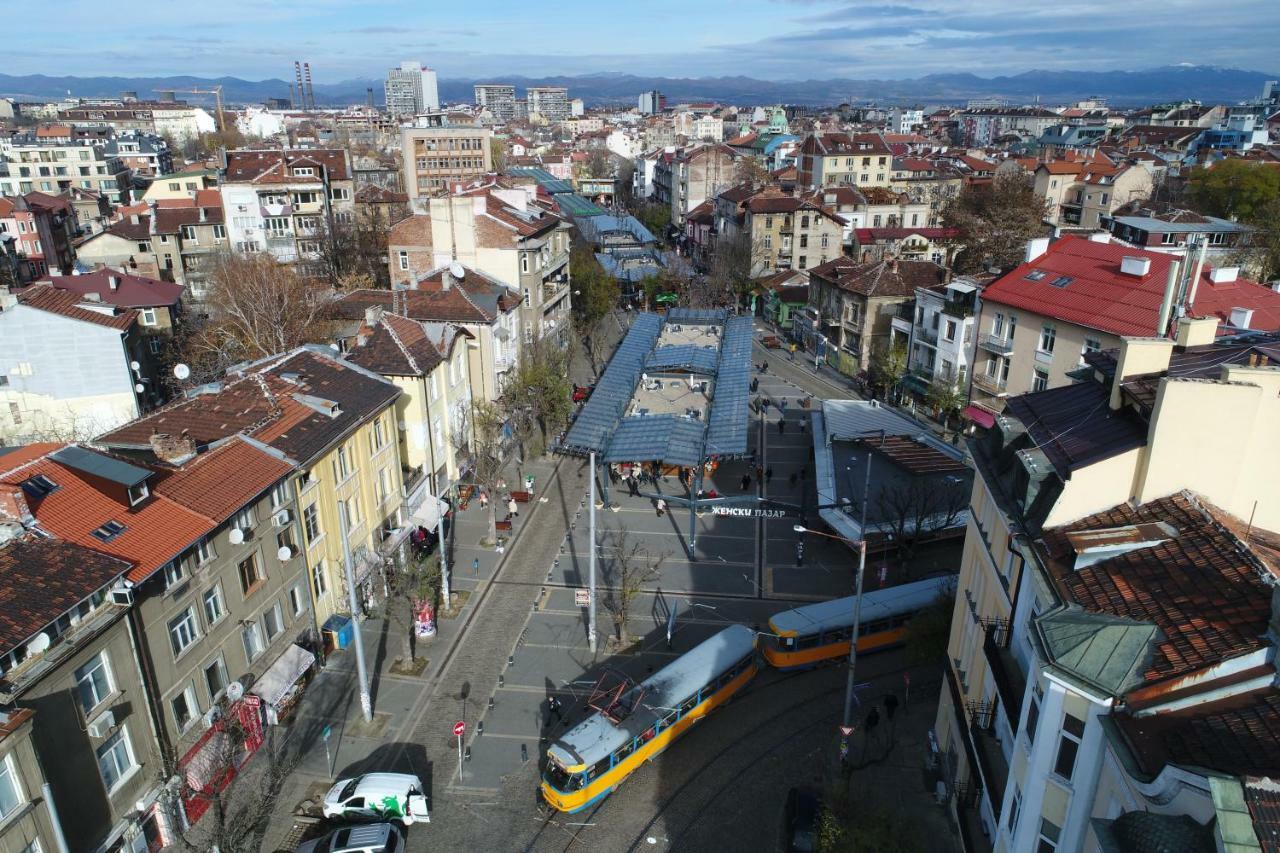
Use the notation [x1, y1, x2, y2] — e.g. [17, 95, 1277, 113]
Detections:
[982, 620, 1025, 724]
[978, 335, 1014, 356]
[917, 326, 939, 346]
[965, 700, 1008, 818]
[972, 372, 1008, 395]
[941, 300, 974, 319]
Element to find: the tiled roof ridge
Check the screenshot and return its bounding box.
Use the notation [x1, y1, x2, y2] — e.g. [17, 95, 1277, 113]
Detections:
[380, 314, 421, 374]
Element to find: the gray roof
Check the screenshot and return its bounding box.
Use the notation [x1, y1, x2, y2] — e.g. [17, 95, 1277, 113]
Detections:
[647, 344, 719, 374]
[704, 316, 753, 457]
[547, 626, 756, 769]
[768, 576, 952, 637]
[51, 445, 151, 488]
[577, 214, 657, 246]
[604, 416, 706, 467]
[1109, 214, 1247, 234]
[1036, 606, 1158, 696]
[821, 399, 951, 451]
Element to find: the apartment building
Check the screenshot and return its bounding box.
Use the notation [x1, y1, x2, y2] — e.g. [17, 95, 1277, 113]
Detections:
[0, 530, 163, 852]
[970, 236, 1280, 413]
[473, 84, 517, 122]
[97, 347, 407, 627]
[854, 227, 961, 266]
[1102, 207, 1254, 266]
[527, 86, 570, 122]
[0, 135, 131, 204]
[60, 102, 215, 143]
[1033, 160, 1153, 229]
[77, 192, 229, 297]
[331, 265, 523, 404]
[0, 284, 163, 444]
[796, 132, 894, 190]
[955, 106, 1060, 147]
[401, 125, 494, 206]
[66, 186, 113, 236]
[0, 193, 77, 281]
[344, 309, 474, 499]
[807, 257, 949, 376]
[101, 131, 173, 178]
[219, 149, 355, 266]
[653, 143, 738, 226]
[714, 188, 846, 275]
[935, 327, 1280, 852]
[385, 61, 440, 116]
[42, 269, 183, 333]
[896, 277, 981, 399]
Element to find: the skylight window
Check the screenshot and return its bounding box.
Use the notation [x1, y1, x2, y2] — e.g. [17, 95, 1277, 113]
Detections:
[19, 474, 58, 498]
[1025, 270, 1048, 281]
[91, 520, 126, 542]
[1050, 276, 1074, 288]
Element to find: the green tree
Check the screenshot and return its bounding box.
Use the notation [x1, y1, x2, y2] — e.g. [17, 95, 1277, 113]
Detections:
[868, 341, 909, 403]
[636, 202, 672, 240]
[502, 340, 573, 461]
[904, 591, 956, 667]
[490, 137, 507, 173]
[1187, 159, 1280, 223]
[943, 172, 1049, 273]
[925, 379, 967, 435]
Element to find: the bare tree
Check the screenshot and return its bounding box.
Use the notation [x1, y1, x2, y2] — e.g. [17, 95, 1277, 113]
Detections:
[453, 401, 507, 545]
[873, 476, 969, 559]
[734, 157, 771, 191]
[600, 529, 667, 646]
[708, 230, 758, 307]
[943, 172, 1050, 273]
[188, 253, 332, 369]
[383, 549, 441, 666]
[501, 339, 573, 457]
[314, 209, 391, 288]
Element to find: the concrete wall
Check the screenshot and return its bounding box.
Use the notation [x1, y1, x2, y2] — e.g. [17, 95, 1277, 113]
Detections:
[0, 712, 60, 853]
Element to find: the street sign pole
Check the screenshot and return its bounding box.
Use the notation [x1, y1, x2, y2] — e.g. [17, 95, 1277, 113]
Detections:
[588, 450, 598, 653]
[323, 725, 333, 777]
[338, 501, 373, 723]
[454, 720, 466, 782]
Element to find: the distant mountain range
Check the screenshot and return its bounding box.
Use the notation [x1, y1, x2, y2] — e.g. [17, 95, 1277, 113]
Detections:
[1, 66, 1275, 109]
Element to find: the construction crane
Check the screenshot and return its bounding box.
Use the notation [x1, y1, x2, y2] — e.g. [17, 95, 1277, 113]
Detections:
[153, 86, 225, 132]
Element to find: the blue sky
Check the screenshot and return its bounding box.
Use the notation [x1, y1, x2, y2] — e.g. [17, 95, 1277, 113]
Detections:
[13, 0, 1280, 81]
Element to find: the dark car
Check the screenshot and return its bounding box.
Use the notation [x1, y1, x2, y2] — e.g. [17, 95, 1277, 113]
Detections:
[780, 787, 821, 853]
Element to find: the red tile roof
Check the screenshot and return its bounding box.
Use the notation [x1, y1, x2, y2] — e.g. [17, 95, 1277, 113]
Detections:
[0, 445, 214, 583]
[1041, 492, 1274, 685]
[810, 257, 945, 298]
[43, 270, 183, 309]
[854, 227, 960, 243]
[151, 437, 293, 524]
[0, 535, 131, 652]
[223, 149, 351, 183]
[15, 284, 138, 331]
[981, 236, 1280, 337]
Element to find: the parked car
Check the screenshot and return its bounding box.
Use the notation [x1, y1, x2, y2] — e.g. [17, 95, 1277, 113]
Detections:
[573, 384, 594, 403]
[779, 787, 821, 853]
[322, 774, 430, 826]
[296, 822, 404, 853]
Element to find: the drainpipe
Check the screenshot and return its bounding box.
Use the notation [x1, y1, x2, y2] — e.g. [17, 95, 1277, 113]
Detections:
[42, 783, 70, 853]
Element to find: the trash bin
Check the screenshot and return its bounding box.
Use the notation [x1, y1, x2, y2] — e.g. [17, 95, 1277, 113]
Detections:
[322, 614, 354, 652]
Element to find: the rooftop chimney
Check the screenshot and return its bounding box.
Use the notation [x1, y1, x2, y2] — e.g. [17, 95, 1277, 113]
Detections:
[1210, 266, 1240, 284]
[149, 432, 197, 466]
[1120, 256, 1151, 278]
[130, 213, 140, 226]
[1024, 236, 1050, 263]
[198, 206, 207, 224]
[364, 305, 383, 326]
[146, 199, 158, 236]
[0, 485, 31, 523]
[1175, 316, 1218, 348]
[1229, 307, 1254, 329]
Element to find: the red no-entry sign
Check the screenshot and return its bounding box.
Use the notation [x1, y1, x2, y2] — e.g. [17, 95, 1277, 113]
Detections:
[453, 720, 466, 736]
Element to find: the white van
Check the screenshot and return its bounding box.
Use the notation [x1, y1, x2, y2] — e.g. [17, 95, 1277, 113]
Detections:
[321, 773, 430, 825]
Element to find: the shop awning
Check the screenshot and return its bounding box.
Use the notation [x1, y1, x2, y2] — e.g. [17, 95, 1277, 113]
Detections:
[962, 404, 996, 429]
[410, 495, 450, 530]
[250, 644, 315, 708]
[184, 731, 235, 792]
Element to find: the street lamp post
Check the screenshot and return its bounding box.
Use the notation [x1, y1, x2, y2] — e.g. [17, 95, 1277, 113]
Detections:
[588, 450, 598, 653]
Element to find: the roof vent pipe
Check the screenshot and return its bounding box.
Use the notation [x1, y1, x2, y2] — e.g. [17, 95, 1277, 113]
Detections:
[1186, 239, 1209, 312]
[1156, 258, 1182, 338]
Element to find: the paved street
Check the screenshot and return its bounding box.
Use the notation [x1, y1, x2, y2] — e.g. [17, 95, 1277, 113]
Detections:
[262, 315, 964, 852]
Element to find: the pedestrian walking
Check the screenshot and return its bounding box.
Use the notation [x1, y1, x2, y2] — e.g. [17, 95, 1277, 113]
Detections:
[478, 490, 489, 509]
[508, 496, 518, 517]
[755, 463, 764, 481]
[741, 473, 751, 491]
[548, 696, 562, 723]
[780, 397, 787, 410]
[765, 467, 774, 483]
[778, 418, 786, 434]
[628, 476, 639, 497]
[656, 498, 667, 517]
[799, 418, 807, 434]
[472, 557, 480, 576]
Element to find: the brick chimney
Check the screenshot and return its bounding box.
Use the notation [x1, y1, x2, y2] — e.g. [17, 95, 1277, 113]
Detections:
[149, 431, 197, 465]
[0, 485, 30, 522]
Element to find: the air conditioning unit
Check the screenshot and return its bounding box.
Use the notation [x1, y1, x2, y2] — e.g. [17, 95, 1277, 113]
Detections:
[272, 509, 292, 528]
[88, 710, 116, 739]
[110, 585, 135, 606]
[202, 706, 222, 729]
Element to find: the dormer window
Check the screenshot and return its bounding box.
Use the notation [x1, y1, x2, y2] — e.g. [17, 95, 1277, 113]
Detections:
[92, 520, 126, 542]
[19, 474, 58, 498]
[293, 167, 315, 177]
[127, 482, 149, 506]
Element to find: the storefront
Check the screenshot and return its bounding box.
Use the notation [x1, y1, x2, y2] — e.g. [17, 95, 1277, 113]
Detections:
[249, 643, 316, 726]
[177, 695, 265, 825]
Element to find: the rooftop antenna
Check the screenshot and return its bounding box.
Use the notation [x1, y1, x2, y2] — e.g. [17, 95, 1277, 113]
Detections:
[294, 61, 305, 110]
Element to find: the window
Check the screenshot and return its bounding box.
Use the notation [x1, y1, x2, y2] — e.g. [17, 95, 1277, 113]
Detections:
[164, 560, 186, 589]
[169, 607, 200, 657]
[763, 235, 772, 250]
[232, 506, 255, 533]
[0, 756, 23, 820]
[141, 308, 157, 326]
[944, 319, 957, 342]
[398, 251, 409, 271]
[75, 652, 114, 713]
[292, 167, 314, 177]
[196, 537, 215, 564]
[168, 182, 181, 191]
[1007, 785, 1022, 835]
[241, 620, 266, 663]
[204, 656, 229, 700]
[263, 601, 284, 641]
[1025, 682, 1043, 743]
[288, 581, 308, 618]
[521, 253, 530, 274]
[97, 729, 136, 791]
[1032, 368, 1049, 392]
[820, 234, 829, 249]
[799, 234, 808, 249]
[377, 467, 393, 506]
[1053, 712, 1086, 780]
[303, 504, 321, 541]
[1039, 324, 1056, 354]
[292, 191, 319, 205]
[872, 214, 882, 227]
[764, 216, 773, 229]
[171, 682, 199, 732]
[92, 520, 126, 542]
[269, 480, 291, 509]
[212, 224, 226, 240]
[238, 555, 264, 595]
[333, 444, 352, 481]
[344, 494, 363, 528]
[202, 584, 226, 626]
[1036, 818, 1061, 852]
[798, 257, 807, 269]
[312, 561, 329, 599]
[263, 216, 289, 236]
[180, 225, 198, 243]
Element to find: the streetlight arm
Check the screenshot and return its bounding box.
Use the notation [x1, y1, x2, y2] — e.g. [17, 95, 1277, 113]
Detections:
[793, 525, 863, 545]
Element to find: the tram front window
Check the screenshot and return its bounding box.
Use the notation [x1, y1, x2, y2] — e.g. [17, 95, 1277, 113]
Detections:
[545, 762, 580, 792]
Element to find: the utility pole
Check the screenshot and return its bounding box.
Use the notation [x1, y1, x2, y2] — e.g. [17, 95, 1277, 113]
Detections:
[588, 450, 598, 653]
[338, 500, 373, 722]
[436, 487, 451, 606]
[842, 445, 875, 730]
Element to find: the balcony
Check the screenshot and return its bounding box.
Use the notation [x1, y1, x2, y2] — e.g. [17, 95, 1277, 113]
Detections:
[965, 700, 1008, 821]
[978, 335, 1014, 356]
[942, 300, 974, 319]
[917, 326, 939, 346]
[982, 620, 1025, 724]
[972, 372, 1008, 395]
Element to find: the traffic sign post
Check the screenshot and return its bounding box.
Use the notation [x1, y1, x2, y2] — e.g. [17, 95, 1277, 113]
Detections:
[454, 720, 466, 782]
[322, 725, 333, 777]
[575, 588, 590, 607]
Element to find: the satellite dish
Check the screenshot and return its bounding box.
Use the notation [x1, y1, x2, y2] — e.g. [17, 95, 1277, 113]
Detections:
[449, 261, 466, 280]
[228, 528, 245, 545]
[130, 360, 141, 371]
[134, 383, 146, 394]
[26, 633, 51, 655]
[226, 681, 244, 702]
[277, 545, 293, 561]
[173, 363, 191, 381]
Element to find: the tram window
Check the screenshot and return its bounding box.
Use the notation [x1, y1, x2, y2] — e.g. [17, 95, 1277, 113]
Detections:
[893, 614, 912, 627]
[796, 633, 821, 650]
[614, 739, 635, 763]
[679, 694, 697, 714]
[592, 757, 611, 777]
[662, 708, 679, 727]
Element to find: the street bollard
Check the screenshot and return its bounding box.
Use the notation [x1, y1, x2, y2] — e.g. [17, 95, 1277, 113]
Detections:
[498, 674, 505, 687]
[478, 721, 484, 736]
[465, 746, 472, 762]
[521, 744, 529, 763]
[488, 696, 495, 710]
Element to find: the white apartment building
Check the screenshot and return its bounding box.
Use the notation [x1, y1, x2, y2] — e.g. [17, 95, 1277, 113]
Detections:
[527, 86, 570, 122]
[474, 84, 517, 122]
[0, 136, 131, 204]
[385, 61, 440, 116]
[895, 277, 980, 397]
